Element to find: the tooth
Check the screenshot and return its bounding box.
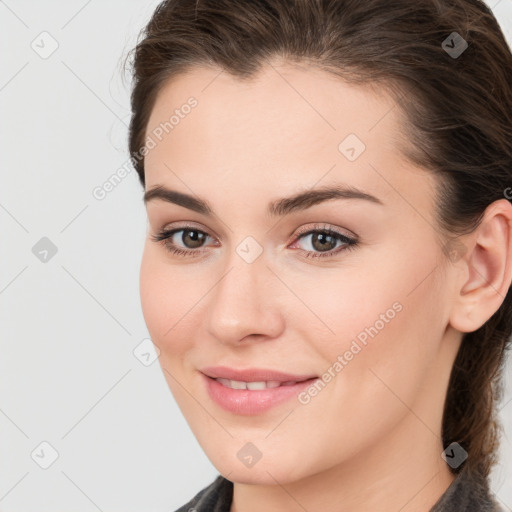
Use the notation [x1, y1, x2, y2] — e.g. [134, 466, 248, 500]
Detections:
[246, 381, 267, 390]
[214, 378, 299, 389]
[230, 380, 247, 389]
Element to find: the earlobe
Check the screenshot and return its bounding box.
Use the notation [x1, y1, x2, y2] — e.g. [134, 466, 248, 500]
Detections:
[448, 198, 512, 334]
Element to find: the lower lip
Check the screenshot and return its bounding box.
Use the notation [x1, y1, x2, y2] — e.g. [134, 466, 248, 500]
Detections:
[201, 373, 319, 415]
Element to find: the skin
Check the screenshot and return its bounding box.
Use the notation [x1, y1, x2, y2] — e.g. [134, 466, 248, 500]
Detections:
[139, 58, 512, 512]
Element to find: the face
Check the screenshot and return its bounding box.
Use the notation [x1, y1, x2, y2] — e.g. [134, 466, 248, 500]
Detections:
[140, 60, 460, 485]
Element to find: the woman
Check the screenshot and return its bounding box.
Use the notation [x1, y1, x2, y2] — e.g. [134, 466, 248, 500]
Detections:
[125, 0, 512, 510]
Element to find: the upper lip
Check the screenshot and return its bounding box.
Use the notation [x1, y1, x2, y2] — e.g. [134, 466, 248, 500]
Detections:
[200, 366, 317, 382]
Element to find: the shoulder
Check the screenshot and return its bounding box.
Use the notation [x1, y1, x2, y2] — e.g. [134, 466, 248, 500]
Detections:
[173, 474, 233, 512]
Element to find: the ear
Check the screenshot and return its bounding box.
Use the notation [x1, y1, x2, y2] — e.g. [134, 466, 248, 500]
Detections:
[448, 198, 512, 333]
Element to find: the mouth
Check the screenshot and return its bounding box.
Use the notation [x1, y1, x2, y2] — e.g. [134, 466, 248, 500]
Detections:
[200, 368, 320, 415]
[200, 365, 317, 384]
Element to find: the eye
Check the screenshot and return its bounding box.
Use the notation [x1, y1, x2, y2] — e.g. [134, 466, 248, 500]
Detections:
[150, 224, 214, 258]
[290, 223, 358, 259]
[150, 222, 358, 259]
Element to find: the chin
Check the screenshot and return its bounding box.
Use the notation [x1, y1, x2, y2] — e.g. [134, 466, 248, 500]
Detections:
[212, 455, 309, 486]
[220, 467, 288, 486]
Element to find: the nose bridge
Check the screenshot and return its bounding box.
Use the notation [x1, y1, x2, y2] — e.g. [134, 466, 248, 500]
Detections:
[205, 241, 283, 343]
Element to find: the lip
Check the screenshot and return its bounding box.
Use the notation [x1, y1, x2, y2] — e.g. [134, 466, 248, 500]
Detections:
[200, 366, 319, 415]
[200, 366, 317, 383]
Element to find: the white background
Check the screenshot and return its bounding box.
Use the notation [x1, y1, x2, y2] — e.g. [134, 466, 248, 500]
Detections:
[1, 1, 511, 510]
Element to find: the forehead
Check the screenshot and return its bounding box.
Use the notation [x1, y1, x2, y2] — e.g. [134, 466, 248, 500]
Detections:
[143, 62, 434, 217]
[145, 62, 402, 163]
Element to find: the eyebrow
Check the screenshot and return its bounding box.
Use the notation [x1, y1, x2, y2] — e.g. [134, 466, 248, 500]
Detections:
[143, 183, 383, 217]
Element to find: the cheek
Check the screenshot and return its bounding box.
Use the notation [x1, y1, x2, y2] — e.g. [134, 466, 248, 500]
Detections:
[318, 252, 445, 415]
[302, 243, 446, 396]
[139, 244, 194, 357]
[140, 247, 165, 338]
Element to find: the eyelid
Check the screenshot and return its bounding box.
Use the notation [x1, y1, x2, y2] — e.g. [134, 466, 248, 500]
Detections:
[293, 222, 357, 240]
[151, 221, 358, 259]
[156, 221, 216, 240]
[156, 221, 356, 245]
[288, 223, 358, 258]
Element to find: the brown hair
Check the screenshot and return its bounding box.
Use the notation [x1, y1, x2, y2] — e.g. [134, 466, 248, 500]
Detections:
[125, 0, 512, 481]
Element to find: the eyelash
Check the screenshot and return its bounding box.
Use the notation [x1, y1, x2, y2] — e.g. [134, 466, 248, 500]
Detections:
[150, 223, 358, 260]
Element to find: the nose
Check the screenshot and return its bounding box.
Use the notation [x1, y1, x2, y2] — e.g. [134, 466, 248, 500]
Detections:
[205, 250, 285, 346]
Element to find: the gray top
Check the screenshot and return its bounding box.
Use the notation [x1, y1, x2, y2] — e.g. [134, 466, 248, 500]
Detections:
[174, 464, 505, 512]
